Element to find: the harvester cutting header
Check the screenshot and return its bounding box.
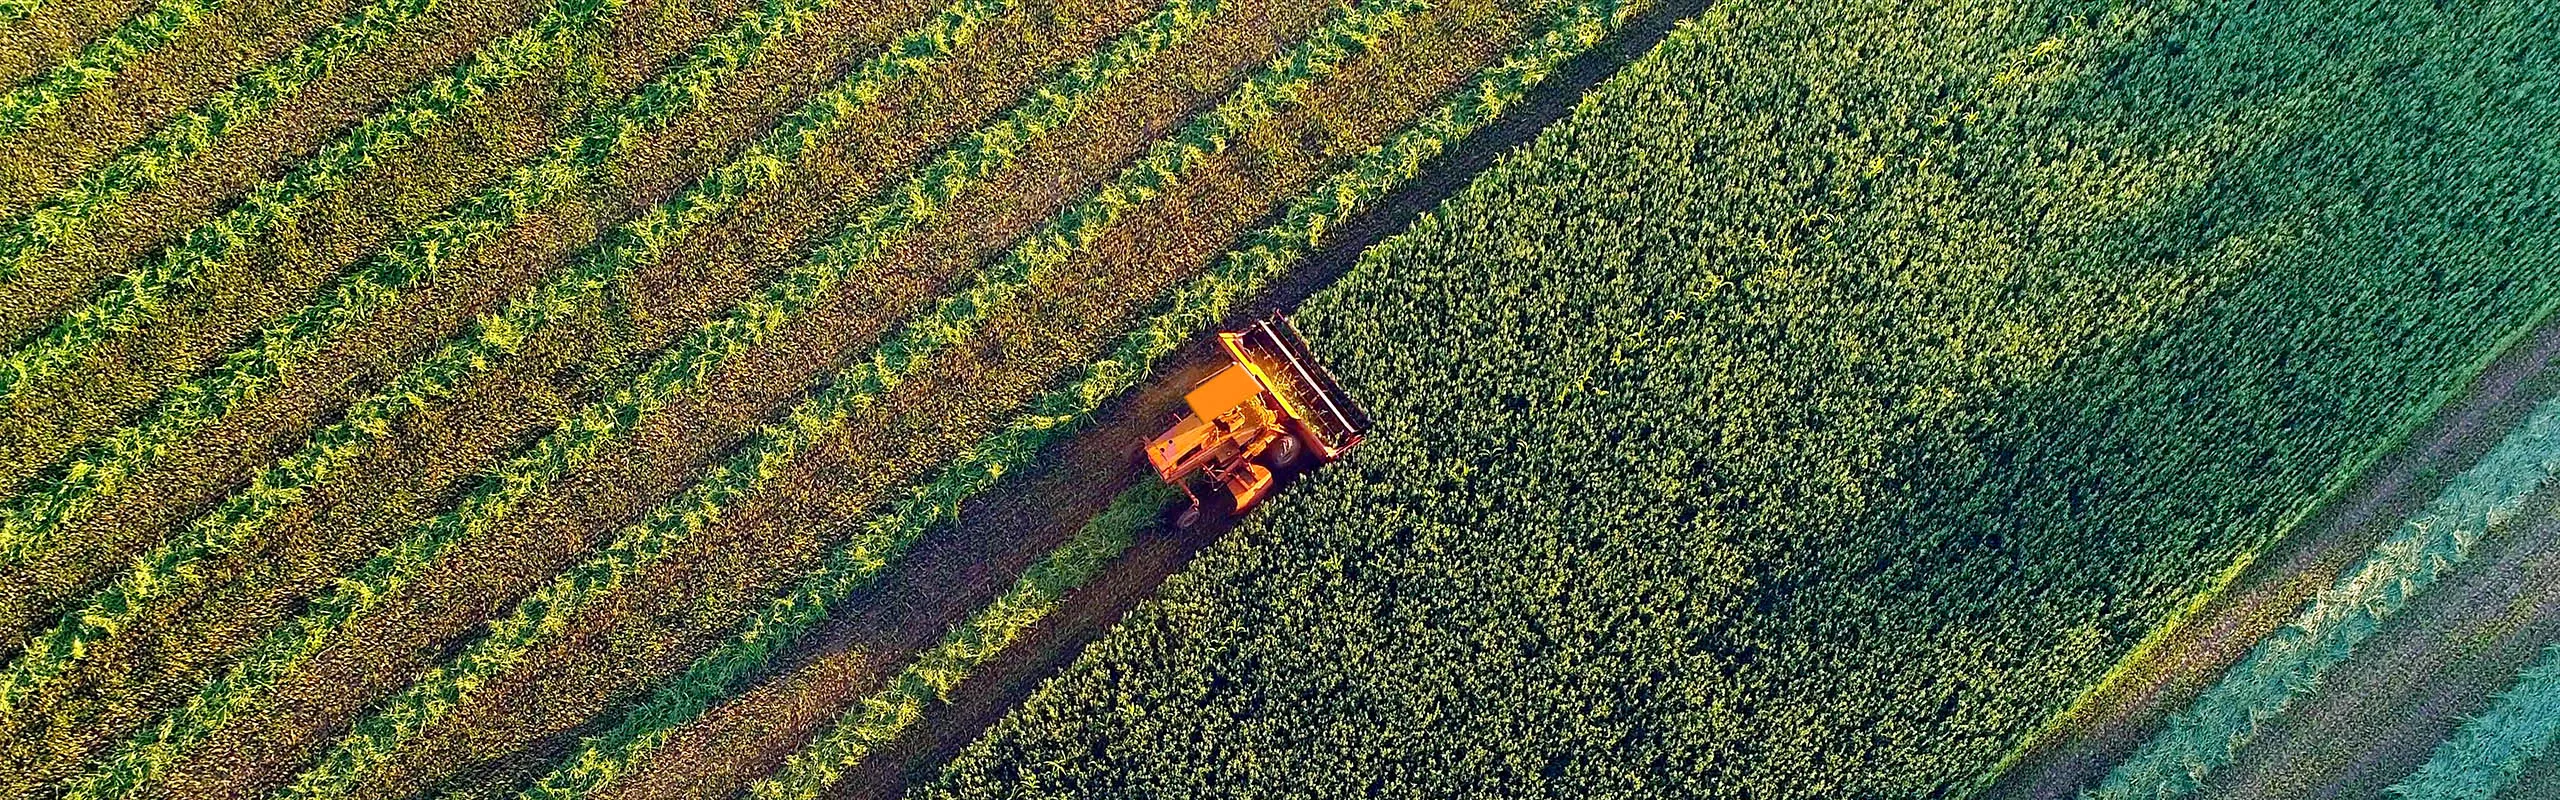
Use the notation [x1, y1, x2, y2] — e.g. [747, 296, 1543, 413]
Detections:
[1145, 314, 1371, 527]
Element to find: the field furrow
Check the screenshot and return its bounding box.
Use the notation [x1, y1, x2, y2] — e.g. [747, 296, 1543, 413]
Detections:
[0, 0, 897, 701]
[0, 0, 606, 391]
[0, 0, 1026, 795]
[0, 0, 996, 681]
[742, 485, 1172, 800]
[20, 1, 1249, 794]
[264, 3, 1408, 795]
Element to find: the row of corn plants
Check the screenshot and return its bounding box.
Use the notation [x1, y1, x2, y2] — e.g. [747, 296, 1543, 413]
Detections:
[271, 2, 1416, 793]
[41, 0, 1223, 793]
[0, 0, 236, 136]
[497, 2, 1634, 792]
[0, 0, 992, 719]
[2091, 395, 2560, 800]
[0, 0, 439, 276]
[0, 0, 959, 582]
[744, 483, 1174, 800]
[2387, 642, 2560, 800]
[0, 0, 627, 400]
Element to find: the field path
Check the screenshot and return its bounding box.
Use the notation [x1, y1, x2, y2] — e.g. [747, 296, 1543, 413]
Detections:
[1979, 313, 2560, 800]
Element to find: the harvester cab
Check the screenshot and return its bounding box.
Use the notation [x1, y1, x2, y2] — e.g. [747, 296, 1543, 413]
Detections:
[1145, 314, 1371, 528]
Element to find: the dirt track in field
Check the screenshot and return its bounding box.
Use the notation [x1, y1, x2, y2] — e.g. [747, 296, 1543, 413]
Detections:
[1979, 311, 2560, 800]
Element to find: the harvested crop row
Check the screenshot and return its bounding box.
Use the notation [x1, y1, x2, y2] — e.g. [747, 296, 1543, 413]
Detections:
[0, 0, 377, 170]
[0, 0, 992, 697]
[2091, 397, 2560, 799]
[265, 3, 1412, 795]
[275, 0, 1334, 793]
[10, 5, 1037, 799]
[743, 484, 1174, 800]
[0, 0, 234, 136]
[36, 0, 1173, 794]
[478, 1, 1596, 796]
[0, 0, 113, 29]
[0, 0, 545, 305]
[0, 0, 625, 392]
[0, 0, 947, 714]
[0, 0, 832, 564]
[2390, 642, 2560, 800]
[31, 3, 1238, 798]
[0, 0, 914, 644]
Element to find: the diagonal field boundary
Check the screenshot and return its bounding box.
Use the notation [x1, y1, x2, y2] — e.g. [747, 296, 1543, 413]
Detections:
[2088, 395, 2560, 799]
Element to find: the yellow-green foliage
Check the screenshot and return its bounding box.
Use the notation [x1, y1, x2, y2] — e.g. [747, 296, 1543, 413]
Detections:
[919, 0, 2560, 796]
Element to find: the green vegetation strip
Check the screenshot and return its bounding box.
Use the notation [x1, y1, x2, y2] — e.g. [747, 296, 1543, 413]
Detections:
[273, 4, 1419, 794]
[34, 7, 1088, 800]
[0, 0, 994, 727]
[0, 0, 966, 589]
[2091, 398, 2560, 799]
[0, 0, 54, 24]
[0, 0, 443, 268]
[745, 484, 1171, 800]
[0, 0, 627, 401]
[2388, 643, 2560, 800]
[503, 3, 1632, 794]
[0, 0, 236, 136]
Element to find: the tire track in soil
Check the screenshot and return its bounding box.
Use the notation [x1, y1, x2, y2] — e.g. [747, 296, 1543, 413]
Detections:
[1980, 310, 2560, 800]
[754, 1, 1713, 794]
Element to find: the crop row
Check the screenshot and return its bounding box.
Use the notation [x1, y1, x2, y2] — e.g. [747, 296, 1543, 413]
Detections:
[2389, 642, 2560, 800]
[0, 0, 627, 401]
[268, 2, 1416, 794]
[0, 0, 229, 136]
[0, 0, 472, 287]
[0, 0, 956, 637]
[913, 0, 2560, 794]
[496, 1, 1628, 793]
[743, 483, 1173, 800]
[34, 3, 1048, 799]
[2091, 396, 2560, 800]
[46, 0, 1220, 791]
[0, 0, 984, 727]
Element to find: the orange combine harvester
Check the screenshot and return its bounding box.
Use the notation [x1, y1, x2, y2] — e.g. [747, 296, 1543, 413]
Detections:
[1145, 314, 1371, 528]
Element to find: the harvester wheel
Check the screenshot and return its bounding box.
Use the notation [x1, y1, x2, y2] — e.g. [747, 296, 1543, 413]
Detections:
[1174, 503, 1204, 529]
[1262, 432, 1305, 469]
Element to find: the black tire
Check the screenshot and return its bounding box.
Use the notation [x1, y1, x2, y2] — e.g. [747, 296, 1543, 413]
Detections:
[1262, 432, 1305, 469]
[1174, 503, 1204, 529]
